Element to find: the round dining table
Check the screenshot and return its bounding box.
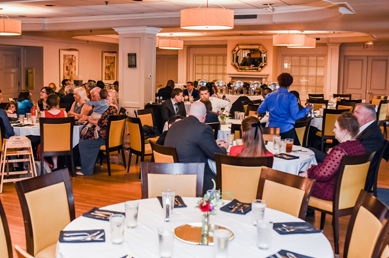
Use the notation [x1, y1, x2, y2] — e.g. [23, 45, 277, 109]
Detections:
[56, 198, 333, 258]
[12, 123, 83, 148]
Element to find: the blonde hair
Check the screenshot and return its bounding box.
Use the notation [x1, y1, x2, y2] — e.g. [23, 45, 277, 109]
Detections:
[108, 89, 118, 106]
[74, 87, 89, 104]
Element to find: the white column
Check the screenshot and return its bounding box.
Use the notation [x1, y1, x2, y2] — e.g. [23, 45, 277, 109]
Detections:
[177, 45, 188, 84]
[114, 26, 162, 115]
[325, 43, 341, 98]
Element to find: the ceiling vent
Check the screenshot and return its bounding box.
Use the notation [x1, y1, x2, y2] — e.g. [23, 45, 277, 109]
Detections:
[234, 15, 257, 19]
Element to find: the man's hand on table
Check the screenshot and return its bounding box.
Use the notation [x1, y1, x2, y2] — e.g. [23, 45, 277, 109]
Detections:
[216, 139, 229, 150]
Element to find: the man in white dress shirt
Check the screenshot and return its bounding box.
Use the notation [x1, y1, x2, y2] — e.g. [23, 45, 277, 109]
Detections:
[199, 86, 232, 113]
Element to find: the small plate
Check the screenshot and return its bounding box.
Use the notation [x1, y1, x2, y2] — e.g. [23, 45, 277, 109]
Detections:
[174, 223, 234, 246]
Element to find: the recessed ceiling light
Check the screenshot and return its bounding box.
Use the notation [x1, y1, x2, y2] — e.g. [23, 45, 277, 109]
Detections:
[18, 15, 26, 17]
[45, 4, 55, 7]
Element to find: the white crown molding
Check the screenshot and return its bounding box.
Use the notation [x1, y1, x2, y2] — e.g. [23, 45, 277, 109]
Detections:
[114, 26, 162, 35]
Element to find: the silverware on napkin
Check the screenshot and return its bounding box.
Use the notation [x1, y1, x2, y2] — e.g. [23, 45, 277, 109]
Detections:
[63, 231, 100, 241]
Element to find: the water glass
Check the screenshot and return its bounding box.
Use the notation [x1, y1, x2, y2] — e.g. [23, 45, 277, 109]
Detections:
[239, 112, 245, 121]
[189, 96, 194, 103]
[158, 228, 174, 258]
[162, 190, 175, 222]
[272, 135, 281, 154]
[26, 113, 31, 123]
[125, 201, 139, 228]
[227, 134, 234, 145]
[19, 115, 25, 125]
[213, 229, 230, 258]
[280, 140, 286, 153]
[257, 221, 273, 250]
[252, 199, 266, 226]
[285, 138, 294, 153]
[234, 111, 239, 119]
[109, 214, 125, 244]
[31, 116, 36, 125]
[235, 139, 243, 146]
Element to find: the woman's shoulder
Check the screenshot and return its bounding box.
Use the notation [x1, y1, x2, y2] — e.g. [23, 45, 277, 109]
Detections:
[230, 145, 244, 156]
[335, 140, 366, 154]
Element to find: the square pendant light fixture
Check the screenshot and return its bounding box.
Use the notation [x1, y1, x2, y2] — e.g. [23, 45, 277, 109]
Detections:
[0, 8, 21, 35]
[158, 34, 184, 50]
[288, 37, 316, 48]
[273, 34, 305, 46]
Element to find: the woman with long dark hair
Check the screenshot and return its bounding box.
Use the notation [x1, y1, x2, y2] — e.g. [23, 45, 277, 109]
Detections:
[38, 86, 54, 111]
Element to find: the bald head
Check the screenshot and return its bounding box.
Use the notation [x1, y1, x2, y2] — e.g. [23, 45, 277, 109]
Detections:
[189, 102, 207, 122]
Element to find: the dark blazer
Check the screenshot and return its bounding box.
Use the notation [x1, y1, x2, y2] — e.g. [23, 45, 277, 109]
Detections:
[164, 116, 227, 193]
[156, 131, 167, 146]
[356, 122, 385, 191]
[161, 99, 186, 124]
[183, 89, 200, 101]
[0, 111, 14, 139]
[205, 111, 219, 124]
[60, 93, 75, 112]
[157, 86, 172, 100]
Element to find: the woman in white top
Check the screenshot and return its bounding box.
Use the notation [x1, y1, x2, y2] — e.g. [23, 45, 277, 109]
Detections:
[68, 87, 92, 120]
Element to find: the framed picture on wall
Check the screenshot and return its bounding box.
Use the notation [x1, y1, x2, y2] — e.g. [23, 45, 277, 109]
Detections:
[25, 68, 34, 90]
[59, 49, 79, 84]
[102, 51, 117, 83]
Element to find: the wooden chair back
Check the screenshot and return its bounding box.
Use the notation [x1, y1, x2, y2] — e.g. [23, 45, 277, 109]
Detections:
[308, 94, 324, 99]
[0, 199, 12, 258]
[371, 95, 388, 102]
[206, 122, 220, 140]
[373, 140, 389, 197]
[15, 169, 75, 256]
[106, 115, 126, 149]
[135, 108, 154, 127]
[337, 101, 355, 112]
[127, 116, 145, 153]
[344, 191, 389, 258]
[140, 162, 204, 198]
[307, 99, 328, 110]
[215, 154, 273, 203]
[246, 104, 259, 116]
[294, 118, 311, 147]
[231, 123, 241, 140]
[261, 127, 280, 142]
[322, 109, 347, 137]
[333, 94, 352, 100]
[150, 141, 179, 163]
[119, 107, 127, 115]
[258, 167, 315, 219]
[15, 245, 34, 258]
[376, 100, 388, 122]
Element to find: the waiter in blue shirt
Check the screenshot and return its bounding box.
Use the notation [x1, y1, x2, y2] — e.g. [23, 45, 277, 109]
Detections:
[257, 73, 313, 145]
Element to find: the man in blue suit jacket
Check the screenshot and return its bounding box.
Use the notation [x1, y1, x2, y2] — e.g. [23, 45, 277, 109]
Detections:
[183, 82, 200, 101]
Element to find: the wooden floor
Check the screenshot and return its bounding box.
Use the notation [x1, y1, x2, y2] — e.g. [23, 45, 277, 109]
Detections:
[1, 153, 389, 257]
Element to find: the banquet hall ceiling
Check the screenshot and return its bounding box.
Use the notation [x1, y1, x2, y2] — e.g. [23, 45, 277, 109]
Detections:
[1, 0, 389, 41]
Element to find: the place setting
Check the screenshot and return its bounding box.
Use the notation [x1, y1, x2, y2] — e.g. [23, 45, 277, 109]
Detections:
[59, 229, 106, 243]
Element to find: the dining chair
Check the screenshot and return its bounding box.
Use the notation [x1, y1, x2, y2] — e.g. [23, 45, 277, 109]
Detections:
[149, 141, 179, 163]
[294, 118, 311, 147]
[251, 99, 262, 104]
[344, 190, 389, 258]
[333, 93, 352, 100]
[15, 245, 34, 258]
[39, 117, 75, 177]
[306, 99, 329, 111]
[378, 224, 389, 258]
[0, 118, 5, 148]
[376, 100, 388, 138]
[372, 140, 389, 197]
[15, 168, 75, 258]
[308, 93, 324, 99]
[99, 114, 127, 176]
[261, 127, 280, 142]
[206, 122, 220, 140]
[134, 109, 159, 143]
[257, 167, 315, 220]
[215, 154, 273, 203]
[371, 95, 388, 103]
[119, 107, 127, 115]
[230, 123, 241, 140]
[336, 101, 355, 112]
[316, 109, 347, 152]
[126, 117, 152, 174]
[308, 153, 374, 255]
[140, 162, 205, 198]
[0, 199, 12, 258]
[246, 104, 259, 117]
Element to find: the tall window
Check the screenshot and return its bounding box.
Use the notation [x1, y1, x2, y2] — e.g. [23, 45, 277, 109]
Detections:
[194, 55, 228, 82]
[283, 56, 325, 101]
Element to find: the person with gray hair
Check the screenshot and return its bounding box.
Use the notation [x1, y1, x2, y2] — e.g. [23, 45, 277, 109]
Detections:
[164, 102, 229, 193]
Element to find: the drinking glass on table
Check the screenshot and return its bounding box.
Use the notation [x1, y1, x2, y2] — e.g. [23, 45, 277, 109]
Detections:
[19, 115, 25, 125]
[213, 229, 230, 258]
[26, 113, 31, 123]
[280, 140, 286, 153]
[272, 135, 281, 154]
[162, 189, 175, 222]
[109, 214, 125, 244]
[257, 221, 273, 250]
[227, 134, 234, 146]
[31, 116, 36, 125]
[125, 201, 139, 228]
[158, 227, 174, 258]
[285, 138, 294, 153]
[252, 199, 266, 226]
[234, 111, 239, 120]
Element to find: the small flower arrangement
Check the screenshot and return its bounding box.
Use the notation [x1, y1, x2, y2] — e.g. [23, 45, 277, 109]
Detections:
[217, 110, 229, 119]
[196, 179, 231, 215]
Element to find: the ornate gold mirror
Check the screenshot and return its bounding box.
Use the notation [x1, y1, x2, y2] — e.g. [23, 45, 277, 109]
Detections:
[231, 44, 267, 72]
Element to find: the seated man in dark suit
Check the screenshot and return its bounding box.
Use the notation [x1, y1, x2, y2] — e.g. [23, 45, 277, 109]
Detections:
[161, 88, 186, 124]
[60, 85, 75, 112]
[201, 100, 219, 124]
[310, 103, 385, 192]
[156, 115, 183, 146]
[157, 80, 174, 100]
[164, 102, 229, 193]
[183, 81, 200, 101]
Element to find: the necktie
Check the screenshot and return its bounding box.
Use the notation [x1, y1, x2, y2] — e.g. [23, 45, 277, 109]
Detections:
[174, 103, 179, 114]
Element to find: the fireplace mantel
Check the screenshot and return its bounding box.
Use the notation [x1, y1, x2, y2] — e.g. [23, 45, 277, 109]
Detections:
[228, 73, 269, 83]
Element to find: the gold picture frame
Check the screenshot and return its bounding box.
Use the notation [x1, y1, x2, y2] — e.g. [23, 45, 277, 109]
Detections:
[59, 49, 79, 84]
[102, 51, 117, 83]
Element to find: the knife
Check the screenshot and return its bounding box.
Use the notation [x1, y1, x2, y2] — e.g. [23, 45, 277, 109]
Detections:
[230, 202, 242, 213]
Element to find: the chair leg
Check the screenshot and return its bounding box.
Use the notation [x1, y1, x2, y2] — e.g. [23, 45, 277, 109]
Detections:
[333, 213, 340, 255]
[100, 151, 104, 167]
[41, 155, 45, 175]
[69, 154, 75, 178]
[136, 155, 139, 164]
[321, 139, 324, 152]
[320, 212, 326, 230]
[121, 148, 126, 170]
[126, 152, 132, 174]
[139, 154, 145, 180]
[384, 122, 387, 138]
[107, 151, 111, 176]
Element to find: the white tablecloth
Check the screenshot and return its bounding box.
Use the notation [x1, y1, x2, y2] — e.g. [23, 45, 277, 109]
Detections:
[224, 94, 263, 104]
[13, 124, 83, 148]
[56, 198, 333, 258]
[311, 117, 323, 131]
